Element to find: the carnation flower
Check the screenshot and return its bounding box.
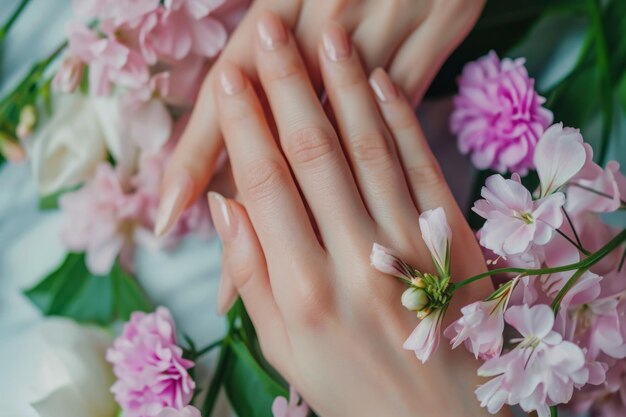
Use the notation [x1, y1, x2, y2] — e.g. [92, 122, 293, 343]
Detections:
[473, 174, 565, 256]
[107, 307, 196, 417]
[476, 305, 589, 417]
[272, 386, 309, 417]
[450, 50, 553, 174]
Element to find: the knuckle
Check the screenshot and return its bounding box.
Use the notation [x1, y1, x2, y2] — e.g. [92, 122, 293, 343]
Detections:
[265, 57, 306, 83]
[284, 126, 337, 167]
[240, 159, 288, 204]
[350, 131, 395, 168]
[406, 162, 445, 189]
[292, 278, 332, 328]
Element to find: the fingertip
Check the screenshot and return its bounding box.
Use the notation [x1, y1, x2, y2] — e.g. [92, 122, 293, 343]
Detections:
[217, 61, 247, 96]
[369, 68, 398, 103]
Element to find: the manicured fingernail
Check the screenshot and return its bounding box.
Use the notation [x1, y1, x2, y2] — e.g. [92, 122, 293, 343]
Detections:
[208, 191, 238, 242]
[369, 68, 397, 102]
[154, 172, 193, 237]
[322, 22, 351, 62]
[257, 11, 287, 51]
[219, 63, 245, 96]
[217, 272, 238, 315]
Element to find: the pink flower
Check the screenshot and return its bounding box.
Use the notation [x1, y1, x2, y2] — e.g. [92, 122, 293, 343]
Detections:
[403, 308, 445, 363]
[138, 0, 227, 65]
[272, 386, 309, 417]
[370, 243, 415, 279]
[53, 56, 84, 93]
[473, 174, 565, 256]
[419, 208, 452, 276]
[444, 279, 518, 360]
[67, 22, 150, 95]
[107, 307, 196, 417]
[157, 406, 202, 417]
[450, 51, 553, 174]
[59, 163, 143, 274]
[568, 159, 626, 214]
[534, 123, 586, 197]
[476, 305, 588, 417]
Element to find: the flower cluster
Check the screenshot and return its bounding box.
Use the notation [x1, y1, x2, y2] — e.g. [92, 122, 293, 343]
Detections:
[32, 0, 247, 274]
[450, 51, 553, 174]
[374, 120, 626, 416]
[107, 307, 196, 417]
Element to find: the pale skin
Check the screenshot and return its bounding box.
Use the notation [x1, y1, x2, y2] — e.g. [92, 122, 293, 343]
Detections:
[207, 11, 512, 417]
[155, 0, 486, 236]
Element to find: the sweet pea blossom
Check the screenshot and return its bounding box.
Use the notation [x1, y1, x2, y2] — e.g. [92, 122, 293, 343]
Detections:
[370, 243, 416, 279]
[450, 51, 553, 174]
[476, 305, 589, 417]
[473, 174, 565, 256]
[272, 386, 309, 417]
[59, 163, 143, 275]
[419, 207, 452, 276]
[445, 279, 518, 360]
[107, 307, 196, 417]
[403, 308, 445, 363]
[535, 123, 586, 197]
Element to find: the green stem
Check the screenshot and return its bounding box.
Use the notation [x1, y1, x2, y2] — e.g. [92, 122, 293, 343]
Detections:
[195, 339, 223, 358]
[200, 340, 232, 416]
[452, 229, 626, 290]
[587, 0, 613, 163]
[551, 268, 587, 313]
[550, 405, 558, 417]
[0, 0, 31, 40]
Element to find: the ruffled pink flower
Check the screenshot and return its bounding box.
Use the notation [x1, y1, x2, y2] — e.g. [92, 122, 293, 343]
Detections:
[476, 305, 589, 417]
[569, 359, 626, 417]
[59, 163, 143, 274]
[450, 51, 553, 174]
[107, 307, 196, 417]
[419, 207, 452, 276]
[534, 123, 587, 197]
[403, 308, 445, 363]
[272, 386, 309, 417]
[157, 406, 202, 417]
[473, 174, 565, 256]
[445, 279, 518, 360]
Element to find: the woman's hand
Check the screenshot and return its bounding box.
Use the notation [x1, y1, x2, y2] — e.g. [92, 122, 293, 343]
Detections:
[155, 0, 485, 236]
[207, 12, 509, 417]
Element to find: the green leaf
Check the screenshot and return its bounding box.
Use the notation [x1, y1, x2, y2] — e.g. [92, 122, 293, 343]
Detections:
[223, 336, 289, 417]
[601, 0, 626, 83]
[24, 253, 153, 325]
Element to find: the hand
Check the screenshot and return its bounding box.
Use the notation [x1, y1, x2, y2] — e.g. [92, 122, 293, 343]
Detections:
[154, 0, 485, 236]
[207, 12, 509, 417]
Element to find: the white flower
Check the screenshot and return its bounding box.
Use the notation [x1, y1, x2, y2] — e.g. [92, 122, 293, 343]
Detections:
[0, 318, 116, 417]
[419, 208, 452, 276]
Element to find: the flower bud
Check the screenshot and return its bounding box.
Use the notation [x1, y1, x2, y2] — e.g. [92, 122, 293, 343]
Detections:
[401, 287, 429, 312]
[0, 134, 26, 163]
[53, 56, 84, 93]
[16, 105, 37, 139]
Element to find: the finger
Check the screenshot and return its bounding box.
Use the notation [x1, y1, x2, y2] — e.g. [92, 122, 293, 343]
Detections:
[254, 11, 371, 250]
[318, 22, 418, 232]
[208, 192, 293, 375]
[370, 69, 490, 289]
[156, 0, 302, 236]
[388, 0, 484, 104]
[214, 61, 323, 270]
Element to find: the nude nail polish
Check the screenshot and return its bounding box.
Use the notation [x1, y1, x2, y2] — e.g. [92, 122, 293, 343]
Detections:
[369, 68, 398, 102]
[257, 11, 287, 51]
[219, 63, 246, 96]
[154, 172, 193, 237]
[322, 22, 351, 62]
[208, 191, 238, 242]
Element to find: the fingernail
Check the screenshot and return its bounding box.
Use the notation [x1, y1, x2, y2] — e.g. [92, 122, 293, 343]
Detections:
[154, 172, 193, 237]
[369, 68, 397, 102]
[257, 11, 287, 51]
[322, 22, 351, 62]
[217, 272, 238, 315]
[219, 63, 245, 96]
[208, 191, 238, 242]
